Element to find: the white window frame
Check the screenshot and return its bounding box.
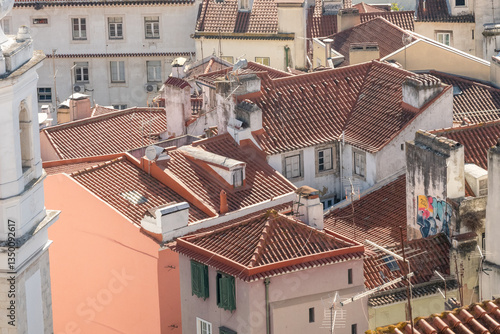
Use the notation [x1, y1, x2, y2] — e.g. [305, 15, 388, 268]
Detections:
[146, 60, 162, 82]
[144, 16, 160, 39]
[110, 61, 125, 83]
[255, 57, 270, 66]
[353, 148, 366, 179]
[436, 32, 451, 46]
[196, 318, 212, 334]
[232, 168, 244, 188]
[455, 0, 465, 6]
[74, 62, 89, 83]
[112, 104, 127, 110]
[37, 88, 52, 102]
[108, 17, 123, 40]
[72, 17, 87, 40]
[284, 154, 302, 179]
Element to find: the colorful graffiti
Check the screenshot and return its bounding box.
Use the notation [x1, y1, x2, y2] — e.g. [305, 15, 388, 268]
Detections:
[417, 195, 452, 238]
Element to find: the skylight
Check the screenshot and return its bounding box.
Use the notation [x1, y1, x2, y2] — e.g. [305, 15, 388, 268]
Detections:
[452, 85, 462, 96]
[121, 190, 147, 205]
[382, 255, 400, 272]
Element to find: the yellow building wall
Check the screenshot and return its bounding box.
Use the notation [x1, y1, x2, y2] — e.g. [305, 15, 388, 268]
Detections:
[414, 21, 476, 56]
[383, 40, 490, 82]
[369, 290, 459, 330]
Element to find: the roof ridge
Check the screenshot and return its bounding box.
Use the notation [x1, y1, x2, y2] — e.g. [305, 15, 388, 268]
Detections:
[331, 16, 410, 39]
[431, 119, 500, 135]
[430, 70, 500, 93]
[248, 215, 275, 267]
[70, 155, 125, 177]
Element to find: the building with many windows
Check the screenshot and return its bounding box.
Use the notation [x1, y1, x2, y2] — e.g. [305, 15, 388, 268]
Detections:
[11, 0, 199, 113]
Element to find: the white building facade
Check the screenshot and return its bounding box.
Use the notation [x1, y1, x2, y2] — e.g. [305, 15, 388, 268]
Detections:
[10, 0, 199, 112]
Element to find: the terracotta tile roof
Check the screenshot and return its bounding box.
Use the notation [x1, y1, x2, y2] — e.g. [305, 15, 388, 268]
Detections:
[371, 299, 500, 334]
[15, 0, 194, 6]
[164, 76, 191, 90]
[416, 0, 474, 23]
[162, 133, 297, 213]
[172, 211, 364, 281]
[43, 154, 124, 175]
[364, 233, 451, 291]
[353, 2, 389, 13]
[195, 0, 278, 34]
[324, 174, 407, 246]
[361, 11, 415, 31]
[429, 71, 500, 124]
[91, 104, 117, 117]
[431, 120, 500, 170]
[253, 60, 430, 155]
[70, 155, 210, 225]
[329, 17, 416, 67]
[42, 107, 167, 159]
[184, 56, 232, 81]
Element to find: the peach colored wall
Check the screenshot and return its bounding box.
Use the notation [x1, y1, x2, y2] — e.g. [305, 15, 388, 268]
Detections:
[44, 174, 182, 334]
[40, 131, 60, 161]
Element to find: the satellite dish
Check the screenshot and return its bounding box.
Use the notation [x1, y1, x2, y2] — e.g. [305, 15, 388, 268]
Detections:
[145, 145, 164, 161]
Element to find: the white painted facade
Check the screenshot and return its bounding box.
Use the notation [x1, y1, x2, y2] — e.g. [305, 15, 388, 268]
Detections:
[0, 19, 59, 334]
[9, 1, 199, 112]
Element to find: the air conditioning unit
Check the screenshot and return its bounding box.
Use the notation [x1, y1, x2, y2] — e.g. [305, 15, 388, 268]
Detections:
[73, 84, 85, 93]
[144, 84, 158, 93]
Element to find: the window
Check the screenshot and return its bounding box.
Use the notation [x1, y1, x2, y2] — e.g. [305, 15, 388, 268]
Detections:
[37, 88, 52, 102]
[112, 104, 127, 110]
[219, 327, 237, 334]
[147, 60, 162, 82]
[221, 56, 234, 64]
[352, 324, 358, 334]
[482, 232, 486, 251]
[309, 307, 315, 323]
[19, 101, 33, 171]
[110, 61, 125, 83]
[436, 32, 451, 46]
[348, 268, 353, 284]
[196, 318, 212, 334]
[353, 150, 365, 178]
[322, 198, 334, 210]
[74, 62, 89, 83]
[216, 272, 236, 311]
[232, 168, 243, 188]
[191, 261, 209, 299]
[285, 154, 301, 179]
[255, 57, 270, 66]
[144, 16, 159, 39]
[108, 17, 123, 39]
[472, 29, 474, 40]
[72, 18, 87, 40]
[318, 148, 333, 172]
[455, 0, 465, 6]
[382, 255, 400, 272]
[33, 18, 48, 24]
[1, 17, 11, 35]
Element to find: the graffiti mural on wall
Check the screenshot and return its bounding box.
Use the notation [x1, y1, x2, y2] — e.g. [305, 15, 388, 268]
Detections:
[417, 195, 452, 238]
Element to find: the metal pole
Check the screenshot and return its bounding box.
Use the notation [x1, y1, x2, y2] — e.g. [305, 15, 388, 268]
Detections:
[52, 49, 58, 113]
[400, 227, 414, 334]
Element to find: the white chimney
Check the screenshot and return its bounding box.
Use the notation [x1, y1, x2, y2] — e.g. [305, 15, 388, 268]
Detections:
[296, 186, 324, 230]
[485, 139, 500, 265]
[141, 202, 190, 242]
[337, 8, 360, 32]
[402, 75, 444, 109]
[163, 77, 192, 139]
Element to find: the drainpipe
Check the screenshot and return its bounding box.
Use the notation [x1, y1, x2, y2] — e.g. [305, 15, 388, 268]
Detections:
[265, 278, 271, 334]
[284, 46, 290, 70]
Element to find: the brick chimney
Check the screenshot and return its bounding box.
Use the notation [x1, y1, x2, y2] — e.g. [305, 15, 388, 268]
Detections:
[163, 77, 192, 138]
[402, 74, 444, 109]
[337, 8, 360, 32]
[406, 130, 464, 240]
[296, 186, 324, 230]
[220, 190, 229, 214]
[140, 202, 190, 242]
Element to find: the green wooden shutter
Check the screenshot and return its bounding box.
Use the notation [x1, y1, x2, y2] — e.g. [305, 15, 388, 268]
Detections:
[191, 261, 209, 299]
[202, 264, 209, 299]
[217, 274, 236, 311]
[191, 261, 200, 296]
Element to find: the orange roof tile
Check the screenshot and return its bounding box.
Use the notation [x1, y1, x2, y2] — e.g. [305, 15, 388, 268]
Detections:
[164, 77, 191, 90]
[353, 2, 389, 13]
[429, 71, 500, 124]
[416, 0, 474, 23]
[91, 104, 117, 117]
[431, 120, 500, 170]
[185, 56, 232, 80]
[70, 155, 210, 225]
[372, 299, 500, 334]
[325, 174, 406, 245]
[172, 211, 364, 281]
[162, 133, 297, 212]
[361, 11, 415, 31]
[42, 107, 167, 159]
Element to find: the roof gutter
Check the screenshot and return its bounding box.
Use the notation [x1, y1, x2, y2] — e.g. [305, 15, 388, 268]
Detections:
[192, 32, 295, 40]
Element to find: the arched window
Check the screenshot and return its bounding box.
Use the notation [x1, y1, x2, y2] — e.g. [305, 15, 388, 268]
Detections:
[19, 101, 33, 172]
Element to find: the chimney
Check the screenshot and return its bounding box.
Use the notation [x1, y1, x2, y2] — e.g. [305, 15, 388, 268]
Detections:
[324, 38, 333, 67]
[235, 99, 263, 133]
[337, 8, 360, 32]
[402, 74, 444, 109]
[485, 139, 500, 266]
[140, 202, 190, 242]
[405, 130, 464, 240]
[349, 42, 380, 65]
[163, 77, 192, 139]
[220, 190, 229, 214]
[171, 57, 188, 79]
[490, 55, 500, 88]
[296, 186, 324, 230]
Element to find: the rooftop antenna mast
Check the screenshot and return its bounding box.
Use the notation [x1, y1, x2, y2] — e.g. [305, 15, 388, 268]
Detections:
[402, 33, 412, 69]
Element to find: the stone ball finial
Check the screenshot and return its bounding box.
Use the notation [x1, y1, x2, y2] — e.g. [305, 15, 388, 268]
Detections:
[16, 25, 31, 42]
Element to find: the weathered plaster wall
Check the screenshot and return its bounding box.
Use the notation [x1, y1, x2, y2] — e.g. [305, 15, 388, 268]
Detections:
[414, 21, 475, 56]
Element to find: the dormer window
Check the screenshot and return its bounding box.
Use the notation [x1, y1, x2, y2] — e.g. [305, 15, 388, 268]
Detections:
[232, 168, 243, 188]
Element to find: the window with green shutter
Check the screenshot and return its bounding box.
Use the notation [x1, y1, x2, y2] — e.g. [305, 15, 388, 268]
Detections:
[219, 326, 237, 334]
[191, 260, 209, 299]
[216, 272, 236, 311]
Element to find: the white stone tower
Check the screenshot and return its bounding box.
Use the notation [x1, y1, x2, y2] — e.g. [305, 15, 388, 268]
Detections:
[0, 2, 59, 333]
